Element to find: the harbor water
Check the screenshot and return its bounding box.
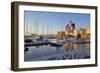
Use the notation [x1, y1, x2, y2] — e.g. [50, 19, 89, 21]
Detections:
[24, 41, 90, 61]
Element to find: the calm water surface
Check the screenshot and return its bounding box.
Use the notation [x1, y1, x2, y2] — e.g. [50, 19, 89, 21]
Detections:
[24, 43, 90, 61]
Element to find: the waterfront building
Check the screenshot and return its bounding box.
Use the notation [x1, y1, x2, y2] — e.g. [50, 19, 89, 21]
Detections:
[78, 28, 86, 38]
[65, 21, 76, 38]
[57, 31, 66, 42]
[86, 28, 90, 40]
[76, 28, 90, 40]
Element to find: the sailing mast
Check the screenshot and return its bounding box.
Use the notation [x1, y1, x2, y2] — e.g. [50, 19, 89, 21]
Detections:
[26, 16, 28, 35]
[60, 16, 63, 31]
[25, 21, 28, 35]
[51, 24, 52, 35]
[42, 23, 44, 35]
[36, 18, 38, 34]
[35, 17, 38, 35]
[46, 24, 48, 35]
[31, 24, 33, 34]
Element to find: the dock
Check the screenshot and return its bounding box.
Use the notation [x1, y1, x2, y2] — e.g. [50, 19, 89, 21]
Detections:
[24, 40, 90, 47]
[24, 42, 63, 47]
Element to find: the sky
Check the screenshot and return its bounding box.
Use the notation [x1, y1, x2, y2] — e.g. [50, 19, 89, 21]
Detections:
[24, 11, 90, 35]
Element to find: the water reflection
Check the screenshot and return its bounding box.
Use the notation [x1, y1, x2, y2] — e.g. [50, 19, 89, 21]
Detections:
[64, 42, 90, 51]
[24, 42, 90, 61]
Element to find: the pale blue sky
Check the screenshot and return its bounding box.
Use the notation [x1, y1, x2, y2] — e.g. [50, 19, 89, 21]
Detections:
[24, 11, 90, 34]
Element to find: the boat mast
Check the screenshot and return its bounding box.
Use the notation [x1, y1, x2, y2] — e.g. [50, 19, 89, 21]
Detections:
[60, 16, 63, 31]
[35, 17, 38, 34]
[47, 24, 49, 35]
[37, 18, 38, 34]
[51, 24, 52, 35]
[31, 24, 33, 34]
[43, 23, 44, 35]
[26, 16, 28, 35]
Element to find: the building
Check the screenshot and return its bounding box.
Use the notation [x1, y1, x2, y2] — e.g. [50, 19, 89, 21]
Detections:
[86, 28, 90, 40]
[57, 31, 66, 42]
[65, 21, 76, 38]
[78, 28, 86, 38]
[76, 28, 90, 40]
